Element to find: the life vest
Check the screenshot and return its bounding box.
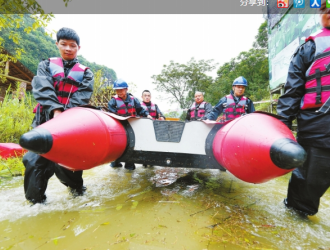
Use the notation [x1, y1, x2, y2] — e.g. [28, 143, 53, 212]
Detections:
[301, 28, 330, 110]
[223, 94, 247, 121]
[141, 102, 157, 119]
[33, 57, 88, 113]
[113, 94, 137, 117]
[189, 102, 207, 120]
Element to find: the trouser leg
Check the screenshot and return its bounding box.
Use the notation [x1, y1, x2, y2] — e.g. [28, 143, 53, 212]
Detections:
[54, 164, 83, 190]
[286, 145, 330, 215]
[23, 151, 55, 203]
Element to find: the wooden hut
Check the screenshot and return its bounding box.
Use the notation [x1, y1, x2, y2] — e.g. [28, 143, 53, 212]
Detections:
[0, 49, 34, 101]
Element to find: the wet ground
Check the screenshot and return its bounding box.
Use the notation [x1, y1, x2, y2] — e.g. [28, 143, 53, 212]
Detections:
[1, 165, 330, 250]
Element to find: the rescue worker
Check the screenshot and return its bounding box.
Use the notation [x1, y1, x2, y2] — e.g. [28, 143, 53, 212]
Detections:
[23, 27, 94, 204]
[186, 91, 212, 121]
[108, 79, 152, 170]
[205, 76, 255, 121]
[277, 1, 330, 216]
[141, 90, 166, 120]
[140, 89, 165, 167]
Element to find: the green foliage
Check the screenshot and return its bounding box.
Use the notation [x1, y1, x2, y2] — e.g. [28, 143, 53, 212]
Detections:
[163, 110, 180, 118]
[152, 58, 217, 109]
[0, 15, 117, 81]
[89, 70, 115, 108]
[0, 156, 24, 177]
[153, 21, 269, 109]
[0, 15, 53, 84]
[0, 84, 36, 143]
[205, 21, 269, 105]
[0, 0, 55, 82]
[179, 111, 187, 121]
[254, 93, 280, 113]
[0, 15, 59, 75]
[253, 20, 268, 49]
[77, 55, 117, 83]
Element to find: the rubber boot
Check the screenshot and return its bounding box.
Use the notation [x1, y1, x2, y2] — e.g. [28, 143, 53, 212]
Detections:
[110, 161, 123, 168]
[124, 162, 136, 170]
[69, 186, 87, 197]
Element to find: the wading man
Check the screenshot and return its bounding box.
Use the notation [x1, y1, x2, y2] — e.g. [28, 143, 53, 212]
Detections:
[186, 91, 212, 121]
[108, 79, 152, 170]
[277, 1, 330, 216]
[141, 90, 166, 120]
[23, 27, 94, 204]
[205, 76, 255, 121]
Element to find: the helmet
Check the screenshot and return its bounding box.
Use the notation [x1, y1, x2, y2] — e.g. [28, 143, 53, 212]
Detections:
[232, 76, 248, 87]
[113, 79, 128, 89]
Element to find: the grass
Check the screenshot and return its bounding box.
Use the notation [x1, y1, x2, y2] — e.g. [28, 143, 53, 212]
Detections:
[0, 156, 25, 178]
[0, 84, 36, 177]
[0, 84, 36, 143]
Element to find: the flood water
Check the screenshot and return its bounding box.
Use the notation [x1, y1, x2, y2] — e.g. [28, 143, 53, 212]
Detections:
[1, 165, 330, 250]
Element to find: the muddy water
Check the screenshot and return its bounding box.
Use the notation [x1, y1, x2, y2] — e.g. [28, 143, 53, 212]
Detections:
[1, 165, 330, 250]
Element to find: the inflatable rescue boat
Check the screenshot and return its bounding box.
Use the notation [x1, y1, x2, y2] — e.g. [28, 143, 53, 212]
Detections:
[19, 107, 306, 184]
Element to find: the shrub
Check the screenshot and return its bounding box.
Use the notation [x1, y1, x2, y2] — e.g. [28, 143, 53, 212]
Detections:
[0, 84, 36, 143]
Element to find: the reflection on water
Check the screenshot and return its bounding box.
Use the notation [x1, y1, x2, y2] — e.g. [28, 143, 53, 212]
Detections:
[1, 165, 330, 249]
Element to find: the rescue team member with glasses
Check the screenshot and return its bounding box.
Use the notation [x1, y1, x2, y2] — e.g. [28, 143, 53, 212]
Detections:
[23, 27, 94, 204]
[205, 76, 255, 122]
[277, 1, 330, 217]
[186, 91, 212, 121]
[108, 79, 152, 170]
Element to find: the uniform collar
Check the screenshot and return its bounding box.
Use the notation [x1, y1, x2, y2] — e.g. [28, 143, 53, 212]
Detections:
[62, 58, 78, 68]
[123, 93, 132, 102]
[230, 90, 242, 102]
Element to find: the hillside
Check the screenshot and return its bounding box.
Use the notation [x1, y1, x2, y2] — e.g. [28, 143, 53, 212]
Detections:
[0, 15, 116, 81]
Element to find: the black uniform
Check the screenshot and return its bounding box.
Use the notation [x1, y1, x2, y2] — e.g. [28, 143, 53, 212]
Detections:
[23, 58, 94, 203]
[108, 93, 149, 117]
[108, 93, 149, 170]
[206, 90, 255, 121]
[186, 102, 212, 121]
[142, 101, 165, 119]
[277, 38, 330, 215]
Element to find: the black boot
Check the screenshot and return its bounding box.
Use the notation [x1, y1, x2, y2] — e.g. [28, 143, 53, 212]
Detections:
[110, 161, 123, 168]
[69, 186, 87, 197]
[28, 195, 47, 205]
[283, 198, 311, 217]
[124, 162, 136, 170]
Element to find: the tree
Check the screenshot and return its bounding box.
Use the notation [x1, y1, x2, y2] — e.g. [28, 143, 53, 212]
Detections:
[0, 1, 54, 81]
[0, 0, 72, 82]
[205, 20, 269, 106]
[89, 70, 115, 108]
[0, 15, 117, 82]
[151, 58, 217, 109]
[77, 55, 117, 83]
[253, 20, 268, 50]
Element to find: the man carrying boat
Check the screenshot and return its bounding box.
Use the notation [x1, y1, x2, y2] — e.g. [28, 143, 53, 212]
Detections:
[186, 91, 212, 121]
[205, 76, 255, 121]
[140, 89, 165, 167]
[277, 1, 330, 216]
[141, 90, 166, 120]
[23, 27, 94, 204]
[108, 79, 152, 170]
